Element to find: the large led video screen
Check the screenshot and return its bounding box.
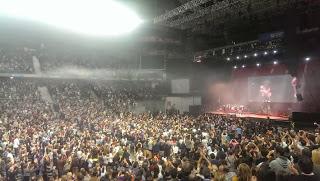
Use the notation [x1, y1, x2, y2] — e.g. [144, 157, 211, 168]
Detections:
[248, 75, 295, 103]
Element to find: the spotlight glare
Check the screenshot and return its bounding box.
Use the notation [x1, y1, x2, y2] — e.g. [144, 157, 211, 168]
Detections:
[0, 0, 143, 36]
[226, 57, 231, 61]
[244, 55, 248, 58]
[264, 51, 268, 55]
[273, 50, 278, 54]
[242, 65, 245, 68]
[236, 56, 240, 60]
[273, 61, 278, 65]
[305, 57, 311, 61]
[256, 63, 260, 67]
[233, 65, 237, 69]
[254, 53, 258, 57]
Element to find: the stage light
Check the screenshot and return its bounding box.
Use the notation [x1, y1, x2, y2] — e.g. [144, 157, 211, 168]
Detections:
[305, 57, 311, 62]
[0, 0, 142, 36]
[242, 65, 246, 68]
[273, 50, 278, 54]
[244, 55, 248, 58]
[256, 63, 261, 67]
[233, 65, 237, 69]
[264, 51, 268, 55]
[273, 61, 278, 65]
[254, 53, 258, 57]
[236, 56, 240, 60]
[226, 57, 231, 61]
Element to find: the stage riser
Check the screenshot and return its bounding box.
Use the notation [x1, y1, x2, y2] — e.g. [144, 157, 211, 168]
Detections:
[292, 112, 320, 128]
[210, 111, 289, 121]
[248, 102, 292, 116]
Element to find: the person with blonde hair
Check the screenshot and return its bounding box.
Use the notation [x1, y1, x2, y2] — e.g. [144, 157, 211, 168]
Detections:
[312, 148, 320, 180]
[214, 171, 226, 181]
[233, 163, 253, 181]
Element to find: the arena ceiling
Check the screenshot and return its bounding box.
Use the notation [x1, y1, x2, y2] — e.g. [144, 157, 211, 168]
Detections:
[1, 0, 319, 57]
[147, 0, 319, 51]
[152, 0, 319, 33]
[116, 1, 317, 51]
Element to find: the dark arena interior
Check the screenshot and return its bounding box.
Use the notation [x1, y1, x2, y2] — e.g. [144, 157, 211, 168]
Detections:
[1, 0, 320, 181]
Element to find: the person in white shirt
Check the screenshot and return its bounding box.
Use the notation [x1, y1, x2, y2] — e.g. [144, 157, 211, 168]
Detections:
[13, 137, 20, 155]
[76, 150, 82, 159]
[172, 145, 179, 155]
[7, 152, 14, 162]
[13, 138, 20, 148]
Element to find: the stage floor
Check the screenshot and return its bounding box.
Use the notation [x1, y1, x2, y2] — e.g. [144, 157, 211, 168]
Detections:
[210, 111, 289, 121]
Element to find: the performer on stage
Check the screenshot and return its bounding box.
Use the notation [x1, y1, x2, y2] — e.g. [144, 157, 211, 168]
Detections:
[260, 83, 272, 114]
[291, 76, 303, 101]
[260, 85, 271, 101]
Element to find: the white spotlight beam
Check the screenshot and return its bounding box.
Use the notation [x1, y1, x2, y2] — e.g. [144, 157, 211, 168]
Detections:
[0, 0, 142, 36]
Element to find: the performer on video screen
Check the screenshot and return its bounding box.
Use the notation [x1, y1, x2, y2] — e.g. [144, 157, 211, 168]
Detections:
[260, 85, 272, 102]
[260, 83, 272, 114]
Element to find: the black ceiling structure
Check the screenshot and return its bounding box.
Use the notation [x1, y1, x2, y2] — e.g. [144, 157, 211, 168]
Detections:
[153, 0, 320, 49]
[150, 0, 320, 65]
[154, 0, 319, 32]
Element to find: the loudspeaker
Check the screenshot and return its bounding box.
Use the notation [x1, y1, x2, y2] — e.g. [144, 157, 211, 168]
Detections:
[292, 112, 320, 128]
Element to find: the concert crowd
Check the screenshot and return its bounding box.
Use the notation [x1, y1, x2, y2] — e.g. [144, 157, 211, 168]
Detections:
[0, 79, 320, 181]
[0, 47, 34, 73]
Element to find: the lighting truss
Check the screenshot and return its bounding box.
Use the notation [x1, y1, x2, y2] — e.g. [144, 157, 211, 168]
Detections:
[154, 0, 309, 30]
[153, 0, 212, 24]
[177, 0, 192, 4]
[194, 38, 283, 59]
[167, 0, 244, 28]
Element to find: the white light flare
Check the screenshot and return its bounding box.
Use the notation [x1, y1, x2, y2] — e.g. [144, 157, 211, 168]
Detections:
[0, 0, 143, 36]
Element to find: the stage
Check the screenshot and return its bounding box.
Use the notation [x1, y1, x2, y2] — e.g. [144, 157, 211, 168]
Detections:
[210, 111, 290, 121]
